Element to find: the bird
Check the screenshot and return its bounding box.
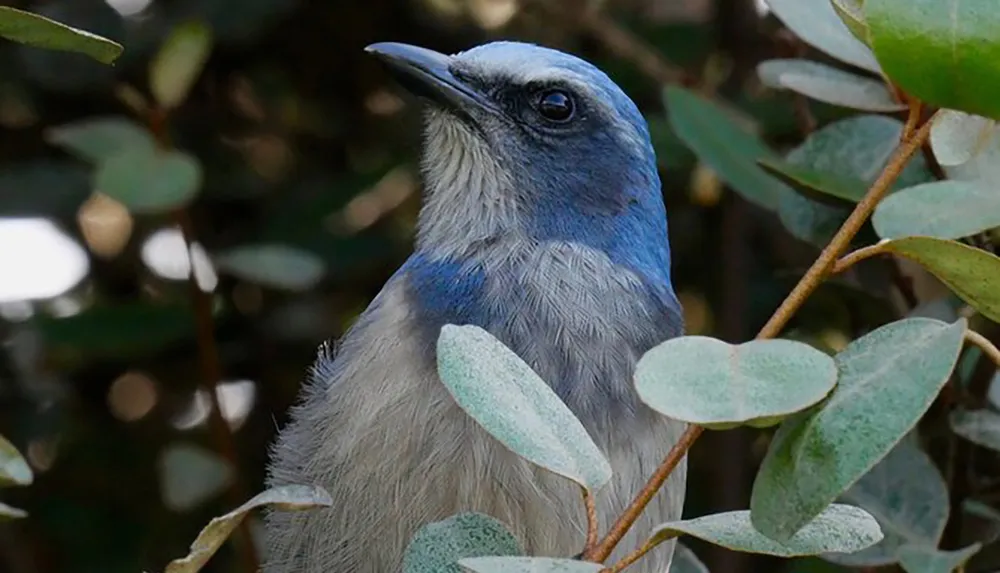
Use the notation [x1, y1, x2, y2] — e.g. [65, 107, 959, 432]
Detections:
[263, 40, 687, 573]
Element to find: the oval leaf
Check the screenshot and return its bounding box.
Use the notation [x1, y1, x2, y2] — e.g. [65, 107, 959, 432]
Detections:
[765, 0, 880, 72]
[459, 557, 603, 573]
[651, 504, 882, 557]
[0, 501, 27, 520]
[403, 513, 522, 573]
[872, 181, 1000, 240]
[750, 318, 967, 541]
[884, 237, 1000, 324]
[664, 86, 790, 211]
[151, 21, 213, 110]
[95, 147, 202, 214]
[760, 156, 868, 204]
[635, 336, 837, 427]
[950, 410, 1000, 453]
[930, 110, 996, 167]
[214, 244, 325, 291]
[671, 543, 709, 573]
[831, 0, 869, 46]
[159, 443, 234, 511]
[0, 435, 32, 488]
[46, 116, 154, 164]
[437, 325, 612, 491]
[898, 543, 982, 573]
[824, 435, 949, 567]
[164, 484, 333, 573]
[758, 59, 903, 112]
[944, 126, 1000, 188]
[0, 6, 123, 64]
[866, 0, 1000, 120]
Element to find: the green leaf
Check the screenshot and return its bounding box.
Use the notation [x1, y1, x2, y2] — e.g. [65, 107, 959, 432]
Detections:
[930, 111, 996, 167]
[759, 156, 869, 204]
[35, 302, 200, 362]
[831, 0, 870, 46]
[778, 191, 852, 248]
[950, 410, 1000, 453]
[757, 59, 902, 112]
[436, 325, 612, 491]
[866, 0, 1000, 120]
[0, 6, 123, 64]
[94, 147, 202, 214]
[823, 435, 949, 567]
[774, 115, 930, 245]
[158, 443, 233, 511]
[664, 86, 790, 211]
[0, 160, 90, 218]
[164, 485, 333, 573]
[884, 237, 1000, 324]
[403, 513, 522, 573]
[458, 557, 603, 573]
[671, 543, 709, 573]
[650, 504, 882, 557]
[46, 116, 154, 164]
[872, 181, 1000, 240]
[765, 0, 880, 72]
[898, 543, 981, 573]
[0, 501, 27, 520]
[150, 21, 213, 110]
[214, 244, 325, 292]
[944, 125, 1000, 187]
[751, 318, 967, 541]
[635, 336, 837, 428]
[0, 435, 32, 488]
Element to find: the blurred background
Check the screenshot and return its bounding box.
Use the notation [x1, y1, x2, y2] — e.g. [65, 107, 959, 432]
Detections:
[0, 0, 935, 571]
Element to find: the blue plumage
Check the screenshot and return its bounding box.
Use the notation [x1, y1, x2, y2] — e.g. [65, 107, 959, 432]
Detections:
[264, 41, 686, 573]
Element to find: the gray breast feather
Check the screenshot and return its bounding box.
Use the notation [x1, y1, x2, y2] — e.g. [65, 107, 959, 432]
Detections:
[264, 252, 686, 573]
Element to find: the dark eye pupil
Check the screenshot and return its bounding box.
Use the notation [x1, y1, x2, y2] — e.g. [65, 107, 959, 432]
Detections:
[537, 90, 574, 121]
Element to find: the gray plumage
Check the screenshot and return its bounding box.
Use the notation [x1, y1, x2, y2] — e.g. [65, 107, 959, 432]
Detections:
[264, 41, 687, 573]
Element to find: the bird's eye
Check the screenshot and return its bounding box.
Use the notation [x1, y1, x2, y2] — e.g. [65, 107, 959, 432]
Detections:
[536, 90, 575, 122]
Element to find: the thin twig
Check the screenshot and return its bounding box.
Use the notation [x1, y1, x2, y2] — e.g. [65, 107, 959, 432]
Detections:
[522, 0, 692, 86]
[175, 211, 261, 573]
[831, 242, 890, 275]
[584, 425, 702, 562]
[901, 99, 923, 141]
[147, 104, 260, 572]
[606, 539, 659, 573]
[757, 105, 937, 340]
[965, 330, 1000, 369]
[582, 487, 600, 553]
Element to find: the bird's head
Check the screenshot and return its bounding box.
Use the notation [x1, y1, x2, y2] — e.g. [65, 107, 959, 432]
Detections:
[366, 41, 668, 272]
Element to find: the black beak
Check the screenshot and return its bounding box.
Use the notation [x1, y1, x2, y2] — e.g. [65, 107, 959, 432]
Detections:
[364, 42, 493, 123]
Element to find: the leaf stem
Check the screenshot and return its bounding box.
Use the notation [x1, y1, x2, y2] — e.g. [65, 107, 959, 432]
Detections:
[582, 486, 600, 553]
[831, 242, 890, 274]
[965, 330, 1000, 368]
[588, 102, 939, 566]
[605, 538, 661, 573]
[584, 425, 701, 562]
[757, 106, 937, 340]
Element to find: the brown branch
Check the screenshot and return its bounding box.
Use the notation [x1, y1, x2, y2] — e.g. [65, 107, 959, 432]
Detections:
[522, 0, 692, 86]
[965, 330, 1000, 369]
[175, 211, 261, 573]
[606, 538, 659, 573]
[584, 425, 702, 563]
[831, 242, 890, 275]
[756, 104, 937, 340]
[582, 486, 600, 553]
[147, 103, 259, 572]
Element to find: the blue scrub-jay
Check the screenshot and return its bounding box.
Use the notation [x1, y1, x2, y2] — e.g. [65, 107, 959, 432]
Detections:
[264, 41, 686, 573]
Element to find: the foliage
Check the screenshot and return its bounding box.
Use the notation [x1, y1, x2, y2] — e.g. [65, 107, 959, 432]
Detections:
[3, 1, 1000, 573]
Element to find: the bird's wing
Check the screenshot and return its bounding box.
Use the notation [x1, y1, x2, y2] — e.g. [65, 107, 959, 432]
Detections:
[262, 269, 479, 572]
